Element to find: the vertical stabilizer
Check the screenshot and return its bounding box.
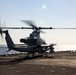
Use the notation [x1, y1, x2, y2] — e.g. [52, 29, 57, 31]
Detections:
[4, 30, 14, 50]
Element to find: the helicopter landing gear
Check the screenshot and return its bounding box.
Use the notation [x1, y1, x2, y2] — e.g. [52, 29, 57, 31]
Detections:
[41, 52, 48, 58]
[26, 52, 35, 57]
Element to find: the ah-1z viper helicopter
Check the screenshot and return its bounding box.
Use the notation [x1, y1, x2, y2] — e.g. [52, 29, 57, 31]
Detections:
[0, 20, 56, 57]
[0, 20, 76, 57]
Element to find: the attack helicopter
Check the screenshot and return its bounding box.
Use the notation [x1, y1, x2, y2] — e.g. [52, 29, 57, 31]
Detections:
[0, 20, 56, 57]
[0, 20, 76, 57]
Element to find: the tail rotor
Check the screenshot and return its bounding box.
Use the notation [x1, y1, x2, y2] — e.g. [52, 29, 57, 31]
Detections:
[0, 18, 3, 44]
[0, 19, 6, 44]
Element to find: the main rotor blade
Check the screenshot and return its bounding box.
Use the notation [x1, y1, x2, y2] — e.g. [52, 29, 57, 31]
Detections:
[40, 27, 76, 29]
[39, 27, 53, 29]
[1, 27, 53, 30]
[53, 28, 76, 29]
[21, 20, 38, 29]
[1, 27, 76, 30]
[1, 27, 33, 29]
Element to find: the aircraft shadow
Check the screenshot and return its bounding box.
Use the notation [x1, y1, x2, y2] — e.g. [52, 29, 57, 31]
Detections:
[0, 54, 54, 65]
[0, 55, 43, 65]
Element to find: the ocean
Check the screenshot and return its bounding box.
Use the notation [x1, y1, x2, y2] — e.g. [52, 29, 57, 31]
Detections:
[0, 47, 20, 55]
[0, 45, 76, 55]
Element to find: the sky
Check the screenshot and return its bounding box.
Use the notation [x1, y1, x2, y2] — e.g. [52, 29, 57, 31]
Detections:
[0, 0, 76, 50]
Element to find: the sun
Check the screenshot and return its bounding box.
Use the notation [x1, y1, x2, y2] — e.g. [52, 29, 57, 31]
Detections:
[42, 4, 46, 9]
